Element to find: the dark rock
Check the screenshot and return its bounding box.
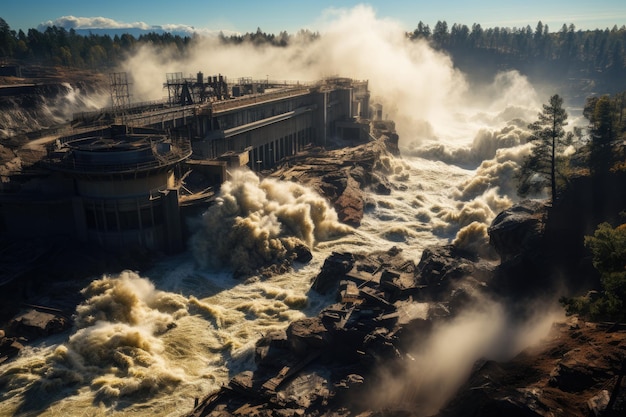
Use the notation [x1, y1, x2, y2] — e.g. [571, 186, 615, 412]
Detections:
[293, 243, 313, 264]
[311, 252, 355, 295]
[6, 308, 70, 340]
[487, 200, 552, 298]
[0, 337, 24, 363]
[255, 330, 294, 371]
[548, 361, 599, 392]
[488, 200, 548, 263]
[371, 172, 392, 195]
[229, 371, 256, 395]
[319, 171, 348, 199]
[334, 175, 364, 227]
[436, 360, 547, 417]
[415, 245, 490, 301]
[347, 165, 367, 187]
[286, 317, 330, 357]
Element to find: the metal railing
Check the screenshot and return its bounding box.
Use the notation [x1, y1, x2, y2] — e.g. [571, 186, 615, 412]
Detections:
[211, 87, 312, 113]
[45, 139, 192, 174]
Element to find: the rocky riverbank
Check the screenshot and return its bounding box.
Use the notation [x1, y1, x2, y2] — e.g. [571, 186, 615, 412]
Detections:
[182, 197, 626, 417]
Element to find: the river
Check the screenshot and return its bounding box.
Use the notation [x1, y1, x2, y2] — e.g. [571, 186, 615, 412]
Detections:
[0, 106, 548, 415]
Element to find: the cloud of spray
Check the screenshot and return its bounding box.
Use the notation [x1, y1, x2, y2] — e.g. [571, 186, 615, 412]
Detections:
[365, 293, 564, 415]
[118, 5, 466, 143]
[189, 169, 352, 274]
[401, 73, 540, 253]
[411, 123, 530, 168]
[41, 271, 189, 401]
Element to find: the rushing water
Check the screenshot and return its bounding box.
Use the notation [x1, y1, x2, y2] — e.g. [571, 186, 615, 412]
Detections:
[0, 155, 488, 416]
[1, 85, 560, 416]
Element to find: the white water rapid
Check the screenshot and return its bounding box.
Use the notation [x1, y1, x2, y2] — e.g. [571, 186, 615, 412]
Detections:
[0, 6, 577, 415]
[0, 99, 559, 416]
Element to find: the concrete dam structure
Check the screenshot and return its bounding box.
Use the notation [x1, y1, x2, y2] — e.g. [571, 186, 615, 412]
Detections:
[0, 74, 375, 255]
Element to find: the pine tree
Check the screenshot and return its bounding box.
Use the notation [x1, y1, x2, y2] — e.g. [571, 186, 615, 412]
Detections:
[588, 95, 617, 177]
[517, 94, 572, 201]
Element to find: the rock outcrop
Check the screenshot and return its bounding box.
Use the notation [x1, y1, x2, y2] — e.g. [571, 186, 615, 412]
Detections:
[488, 199, 548, 264]
[488, 199, 552, 298]
[0, 307, 71, 363]
[182, 194, 626, 417]
[271, 137, 401, 227]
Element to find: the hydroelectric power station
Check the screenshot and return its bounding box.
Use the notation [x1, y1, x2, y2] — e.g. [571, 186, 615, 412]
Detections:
[0, 72, 377, 256]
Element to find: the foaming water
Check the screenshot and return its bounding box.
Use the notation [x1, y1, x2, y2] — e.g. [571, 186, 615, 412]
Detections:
[189, 169, 352, 276]
[0, 130, 537, 416]
[0, 87, 547, 417]
[0, 6, 568, 415]
[1, 87, 545, 414]
[0, 84, 109, 139]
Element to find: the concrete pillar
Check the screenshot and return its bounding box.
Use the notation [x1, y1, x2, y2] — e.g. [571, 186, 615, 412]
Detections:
[273, 139, 278, 165]
[162, 189, 183, 253]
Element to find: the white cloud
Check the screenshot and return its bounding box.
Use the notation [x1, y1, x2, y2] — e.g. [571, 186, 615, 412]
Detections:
[39, 16, 152, 30]
[37, 15, 239, 36]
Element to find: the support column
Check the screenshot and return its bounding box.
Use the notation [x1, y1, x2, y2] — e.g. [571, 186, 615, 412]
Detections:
[162, 189, 183, 254]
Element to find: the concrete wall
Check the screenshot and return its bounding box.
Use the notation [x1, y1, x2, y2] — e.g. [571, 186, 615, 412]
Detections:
[75, 171, 174, 198]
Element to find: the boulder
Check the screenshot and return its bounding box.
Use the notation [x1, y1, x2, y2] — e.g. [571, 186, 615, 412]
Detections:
[6, 308, 70, 340]
[286, 317, 330, 357]
[549, 360, 601, 392]
[311, 252, 355, 295]
[0, 337, 24, 363]
[333, 175, 364, 227]
[487, 200, 551, 297]
[292, 243, 313, 264]
[255, 330, 294, 371]
[415, 245, 492, 302]
[488, 200, 548, 263]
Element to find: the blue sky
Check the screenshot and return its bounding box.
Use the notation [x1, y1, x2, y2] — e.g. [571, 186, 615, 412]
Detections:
[2, 0, 625, 35]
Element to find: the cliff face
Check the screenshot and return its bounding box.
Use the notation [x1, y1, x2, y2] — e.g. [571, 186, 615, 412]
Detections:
[442, 172, 626, 417]
[488, 168, 626, 301]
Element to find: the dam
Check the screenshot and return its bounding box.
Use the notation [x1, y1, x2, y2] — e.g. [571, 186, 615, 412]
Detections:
[0, 73, 377, 257]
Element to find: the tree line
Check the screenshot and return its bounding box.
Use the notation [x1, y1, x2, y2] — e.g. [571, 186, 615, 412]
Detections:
[0, 18, 195, 68]
[1, 16, 625, 81]
[518, 90, 626, 201]
[410, 20, 626, 74]
[518, 91, 626, 322]
[0, 18, 320, 69]
[411, 21, 626, 95]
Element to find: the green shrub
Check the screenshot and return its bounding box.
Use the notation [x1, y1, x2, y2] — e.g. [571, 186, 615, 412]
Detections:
[561, 221, 626, 321]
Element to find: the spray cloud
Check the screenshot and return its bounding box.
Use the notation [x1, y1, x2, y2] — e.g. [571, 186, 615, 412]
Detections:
[190, 169, 352, 274]
[118, 4, 468, 144]
[364, 293, 564, 415]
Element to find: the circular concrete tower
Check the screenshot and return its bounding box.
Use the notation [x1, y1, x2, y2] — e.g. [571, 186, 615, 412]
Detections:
[45, 125, 191, 253]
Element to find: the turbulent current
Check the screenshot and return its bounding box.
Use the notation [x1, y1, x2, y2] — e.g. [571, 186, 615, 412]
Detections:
[0, 5, 586, 414]
[0, 118, 542, 416]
